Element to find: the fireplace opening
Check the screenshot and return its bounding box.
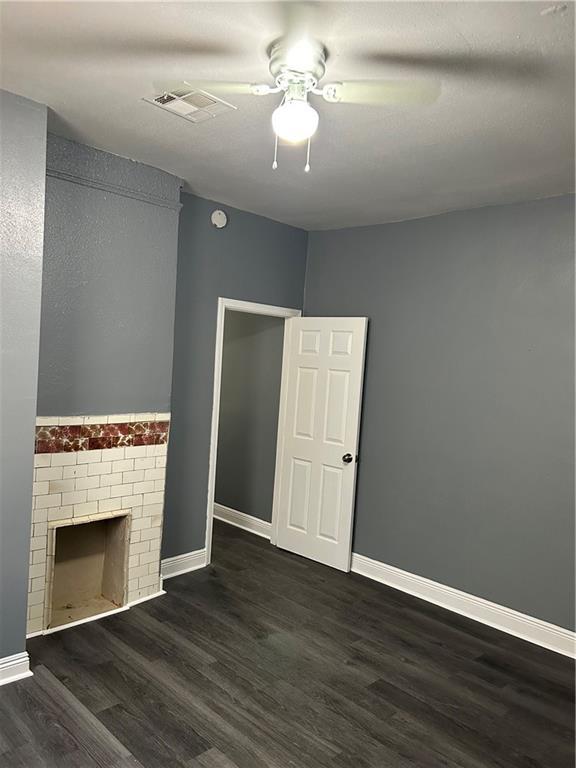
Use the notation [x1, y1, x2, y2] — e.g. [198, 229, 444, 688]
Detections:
[49, 515, 129, 629]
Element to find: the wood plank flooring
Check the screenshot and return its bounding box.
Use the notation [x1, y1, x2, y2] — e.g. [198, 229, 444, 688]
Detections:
[1, 520, 574, 767]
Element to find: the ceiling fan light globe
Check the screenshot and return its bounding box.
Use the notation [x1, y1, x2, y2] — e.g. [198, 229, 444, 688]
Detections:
[272, 100, 319, 143]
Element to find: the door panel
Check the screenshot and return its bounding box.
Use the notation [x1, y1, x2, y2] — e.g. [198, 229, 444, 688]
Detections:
[274, 317, 367, 571]
[294, 367, 317, 439]
[287, 458, 312, 532]
[317, 465, 343, 542]
[324, 369, 349, 444]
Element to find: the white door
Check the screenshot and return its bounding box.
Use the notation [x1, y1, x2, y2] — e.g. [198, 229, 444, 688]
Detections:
[274, 317, 368, 571]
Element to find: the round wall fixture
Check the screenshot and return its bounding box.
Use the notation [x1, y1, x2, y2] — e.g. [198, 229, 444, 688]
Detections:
[211, 209, 228, 229]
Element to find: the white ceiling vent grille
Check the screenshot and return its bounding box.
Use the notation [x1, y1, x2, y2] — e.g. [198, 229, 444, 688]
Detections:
[143, 85, 236, 124]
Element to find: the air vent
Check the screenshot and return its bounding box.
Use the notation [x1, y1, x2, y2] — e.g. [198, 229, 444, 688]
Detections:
[143, 85, 236, 125]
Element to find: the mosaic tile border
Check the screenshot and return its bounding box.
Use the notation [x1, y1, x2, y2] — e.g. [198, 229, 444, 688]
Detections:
[35, 413, 170, 453]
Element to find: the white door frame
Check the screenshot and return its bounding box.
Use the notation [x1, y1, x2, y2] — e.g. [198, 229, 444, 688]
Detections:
[205, 297, 301, 563]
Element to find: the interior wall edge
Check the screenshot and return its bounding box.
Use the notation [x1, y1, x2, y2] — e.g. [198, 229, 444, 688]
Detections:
[160, 549, 208, 580]
[351, 551, 576, 659]
[46, 133, 182, 206]
[0, 652, 33, 688]
[305, 191, 576, 236]
[213, 502, 273, 539]
[46, 166, 182, 211]
[0, 89, 48, 659]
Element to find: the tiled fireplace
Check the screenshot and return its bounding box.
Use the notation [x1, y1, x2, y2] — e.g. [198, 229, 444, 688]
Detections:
[28, 413, 169, 635]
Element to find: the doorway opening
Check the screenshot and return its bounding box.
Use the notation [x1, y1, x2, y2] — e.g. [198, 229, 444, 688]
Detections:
[206, 298, 367, 572]
[205, 298, 301, 563]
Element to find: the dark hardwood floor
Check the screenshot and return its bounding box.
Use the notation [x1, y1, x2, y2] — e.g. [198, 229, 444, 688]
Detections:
[1, 520, 574, 767]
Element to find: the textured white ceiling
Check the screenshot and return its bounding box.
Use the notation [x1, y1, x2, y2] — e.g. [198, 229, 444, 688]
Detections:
[0, 1, 573, 229]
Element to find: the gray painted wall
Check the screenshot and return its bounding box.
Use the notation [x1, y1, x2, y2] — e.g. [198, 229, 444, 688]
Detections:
[215, 311, 285, 523]
[305, 195, 575, 630]
[0, 91, 47, 657]
[163, 194, 307, 557]
[37, 134, 181, 416]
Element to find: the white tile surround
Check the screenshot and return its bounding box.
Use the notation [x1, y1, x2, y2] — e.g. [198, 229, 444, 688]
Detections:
[35, 413, 166, 426]
[28, 412, 170, 635]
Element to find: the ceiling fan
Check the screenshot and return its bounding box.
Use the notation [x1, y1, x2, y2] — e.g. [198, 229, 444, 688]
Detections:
[154, 4, 441, 173]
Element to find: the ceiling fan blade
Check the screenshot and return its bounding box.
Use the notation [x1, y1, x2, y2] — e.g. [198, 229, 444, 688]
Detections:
[356, 51, 546, 80]
[153, 80, 256, 97]
[323, 80, 441, 106]
[15, 33, 239, 60]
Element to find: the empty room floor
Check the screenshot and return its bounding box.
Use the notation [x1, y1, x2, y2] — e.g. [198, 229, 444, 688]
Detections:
[0, 520, 573, 768]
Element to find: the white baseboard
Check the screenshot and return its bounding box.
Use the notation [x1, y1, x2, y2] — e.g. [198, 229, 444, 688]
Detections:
[214, 503, 272, 539]
[161, 548, 207, 580]
[27, 589, 167, 639]
[351, 553, 576, 658]
[41, 605, 130, 635]
[0, 652, 33, 687]
[129, 589, 166, 607]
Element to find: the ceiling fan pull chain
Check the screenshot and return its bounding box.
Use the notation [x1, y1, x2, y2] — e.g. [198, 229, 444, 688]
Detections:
[272, 133, 279, 170]
[304, 137, 311, 173]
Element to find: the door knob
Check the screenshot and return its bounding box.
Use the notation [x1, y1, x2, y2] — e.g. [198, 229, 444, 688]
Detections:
[342, 453, 353, 464]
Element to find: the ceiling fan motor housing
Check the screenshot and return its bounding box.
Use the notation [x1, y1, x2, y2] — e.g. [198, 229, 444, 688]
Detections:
[268, 38, 327, 91]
